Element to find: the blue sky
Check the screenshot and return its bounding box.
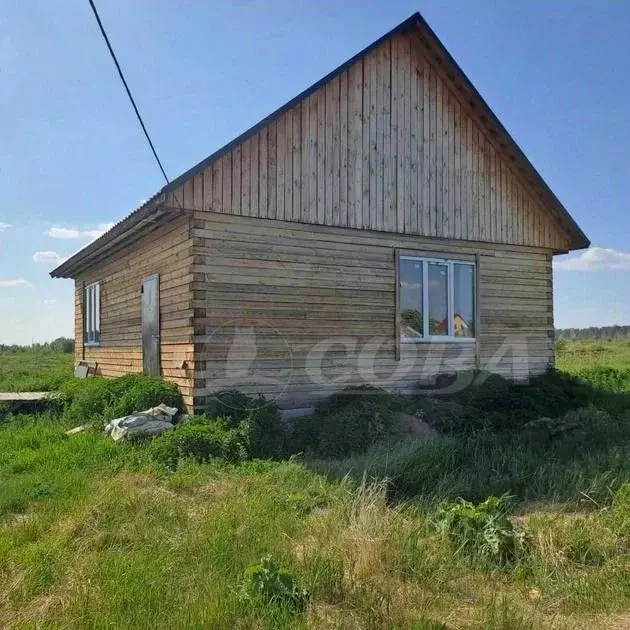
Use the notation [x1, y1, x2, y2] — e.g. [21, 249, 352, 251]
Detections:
[1, 1, 628, 344]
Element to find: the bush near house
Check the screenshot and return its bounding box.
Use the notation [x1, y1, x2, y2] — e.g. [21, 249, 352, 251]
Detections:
[59, 374, 182, 427]
[150, 416, 248, 469]
[204, 390, 288, 459]
[291, 385, 405, 458]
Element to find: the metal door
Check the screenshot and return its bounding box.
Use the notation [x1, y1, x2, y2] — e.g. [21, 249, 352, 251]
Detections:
[141, 274, 160, 376]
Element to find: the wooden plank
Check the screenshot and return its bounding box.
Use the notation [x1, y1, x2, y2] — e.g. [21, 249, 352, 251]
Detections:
[306, 94, 318, 224]
[300, 95, 311, 223]
[368, 51, 378, 230]
[361, 56, 370, 229]
[250, 133, 259, 218]
[193, 209, 554, 254]
[325, 79, 335, 225]
[453, 99, 461, 241]
[240, 138, 251, 216]
[211, 159, 222, 212]
[232, 144, 242, 216]
[258, 127, 268, 219]
[483, 146, 490, 242]
[202, 167, 212, 211]
[393, 37, 404, 232]
[449, 89, 457, 238]
[421, 55, 431, 237]
[415, 54, 425, 236]
[376, 42, 388, 232]
[348, 63, 362, 229]
[432, 69, 440, 237]
[482, 142, 489, 243]
[525, 189, 532, 245]
[284, 109, 293, 222]
[471, 124, 479, 240]
[276, 114, 286, 221]
[339, 70, 349, 227]
[0, 392, 57, 402]
[267, 121, 277, 219]
[496, 156, 503, 242]
[438, 76, 448, 238]
[317, 87, 326, 224]
[193, 172, 203, 211]
[182, 179, 193, 209]
[501, 156, 508, 243]
[402, 36, 411, 236]
[292, 102, 302, 222]
[330, 78, 341, 226]
[408, 39, 419, 235]
[462, 114, 470, 240]
[221, 154, 232, 213]
[514, 175, 521, 245]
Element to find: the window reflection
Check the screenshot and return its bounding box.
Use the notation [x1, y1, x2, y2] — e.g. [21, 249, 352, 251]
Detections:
[428, 262, 448, 336]
[454, 263, 475, 338]
[399, 259, 423, 339]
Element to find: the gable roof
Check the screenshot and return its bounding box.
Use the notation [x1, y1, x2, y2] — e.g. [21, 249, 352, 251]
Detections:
[51, 12, 589, 278]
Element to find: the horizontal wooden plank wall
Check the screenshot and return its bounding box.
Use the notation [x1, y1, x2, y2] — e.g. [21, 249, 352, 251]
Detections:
[74, 216, 195, 408]
[192, 212, 554, 410]
[169, 30, 571, 251]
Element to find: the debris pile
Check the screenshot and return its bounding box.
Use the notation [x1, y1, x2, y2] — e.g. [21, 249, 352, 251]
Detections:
[104, 404, 179, 441]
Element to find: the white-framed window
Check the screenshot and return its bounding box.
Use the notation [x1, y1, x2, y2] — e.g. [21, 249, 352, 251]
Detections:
[84, 282, 101, 345]
[399, 255, 476, 342]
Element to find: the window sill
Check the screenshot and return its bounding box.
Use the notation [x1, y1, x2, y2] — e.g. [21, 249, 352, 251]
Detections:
[84, 342, 101, 348]
[401, 338, 476, 344]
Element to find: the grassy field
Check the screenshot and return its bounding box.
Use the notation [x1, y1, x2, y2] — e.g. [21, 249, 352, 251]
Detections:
[0, 343, 629, 628]
[0, 352, 73, 392]
[557, 339, 630, 372]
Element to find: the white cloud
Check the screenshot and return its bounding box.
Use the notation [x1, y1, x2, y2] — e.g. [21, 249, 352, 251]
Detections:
[0, 222, 11, 232]
[43, 298, 56, 306]
[47, 227, 80, 239]
[554, 247, 630, 272]
[33, 251, 67, 265]
[47, 222, 115, 242]
[0, 279, 32, 288]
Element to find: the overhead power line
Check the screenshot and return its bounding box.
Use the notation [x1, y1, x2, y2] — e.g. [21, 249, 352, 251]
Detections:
[87, 0, 170, 185]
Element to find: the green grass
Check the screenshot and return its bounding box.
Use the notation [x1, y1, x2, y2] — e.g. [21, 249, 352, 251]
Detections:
[0, 352, 73, 392]
[557, 339, 630, 372]
[311, 409, 630, 509]
[0, 413, 628, 628]
[0, 342, 629, 628]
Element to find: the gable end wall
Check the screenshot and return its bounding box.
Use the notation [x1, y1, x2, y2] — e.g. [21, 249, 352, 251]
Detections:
[169, 31, 572, 251]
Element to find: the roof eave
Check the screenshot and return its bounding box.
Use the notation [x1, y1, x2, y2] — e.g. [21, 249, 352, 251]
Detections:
[49, 193, 184, 279]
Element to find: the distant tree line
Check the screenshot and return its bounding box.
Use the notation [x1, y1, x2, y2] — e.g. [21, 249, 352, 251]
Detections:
[556, 326, 630, 341]
[0, 337, 75, 354]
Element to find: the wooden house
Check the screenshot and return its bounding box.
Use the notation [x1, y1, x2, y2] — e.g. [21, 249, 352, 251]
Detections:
[51, 13, 589, 412]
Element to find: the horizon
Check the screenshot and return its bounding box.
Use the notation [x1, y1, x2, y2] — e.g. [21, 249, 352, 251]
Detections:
[0, 322, 628, 348]
[2, 1, 629, 344]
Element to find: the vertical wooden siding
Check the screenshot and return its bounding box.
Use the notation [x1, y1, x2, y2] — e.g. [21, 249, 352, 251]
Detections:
[169, 31, 571, 251]
[192, 212, 554, 410]
[73, 216, 195, 407]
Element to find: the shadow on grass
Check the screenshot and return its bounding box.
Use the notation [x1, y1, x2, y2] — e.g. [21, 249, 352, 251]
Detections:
[305, 369, 630, 511]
